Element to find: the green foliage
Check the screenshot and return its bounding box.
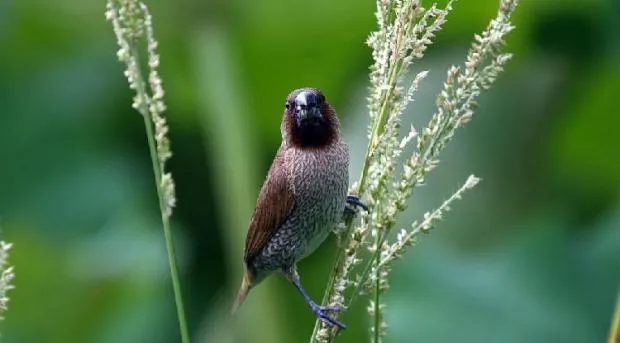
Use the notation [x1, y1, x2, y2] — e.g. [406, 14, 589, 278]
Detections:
[0, 0, 618, 342]
[552, 61, 620, 191]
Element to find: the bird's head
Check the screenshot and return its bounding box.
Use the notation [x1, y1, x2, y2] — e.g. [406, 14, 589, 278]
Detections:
[282, 88, 340, 148]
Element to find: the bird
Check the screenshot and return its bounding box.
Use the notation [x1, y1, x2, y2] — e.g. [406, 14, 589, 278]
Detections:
[231, 87, 367, 329]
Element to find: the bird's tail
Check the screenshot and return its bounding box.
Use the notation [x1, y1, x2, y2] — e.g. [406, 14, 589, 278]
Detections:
[231, 270, 251, 315]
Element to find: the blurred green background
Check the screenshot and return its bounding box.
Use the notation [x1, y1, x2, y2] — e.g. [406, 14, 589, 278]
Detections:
[1, 0, 619, 342]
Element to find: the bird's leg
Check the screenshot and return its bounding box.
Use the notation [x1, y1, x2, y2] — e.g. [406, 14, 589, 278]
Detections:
[284, 266, 346, 330]
[344, 195, 369, 216]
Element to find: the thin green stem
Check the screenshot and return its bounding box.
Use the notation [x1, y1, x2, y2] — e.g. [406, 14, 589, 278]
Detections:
[359, 61, 403, 197]
[608, 286, 620, 343]
[359, 7, 407, 197]
[143, 114, 191, 343]
[309, 219, 352, 342]
[131, 46, 191, 343]
[346, 231, 389, 309]
[372, 234, 382, 343]
[372, 279, 381, 342]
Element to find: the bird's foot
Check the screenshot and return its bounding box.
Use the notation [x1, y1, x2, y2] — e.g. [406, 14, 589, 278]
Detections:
[310, 302, 346, 330]
[318, 303, 342, 313]
[344, 206, 357, 216]
[345, 195, 369, 216]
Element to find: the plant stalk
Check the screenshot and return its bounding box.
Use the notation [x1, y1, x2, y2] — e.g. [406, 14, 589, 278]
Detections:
[131, 46, 191, 343]
[371, 236, 382, 343]
[608, 286, 620, 343]
[309, 70, 398, 343]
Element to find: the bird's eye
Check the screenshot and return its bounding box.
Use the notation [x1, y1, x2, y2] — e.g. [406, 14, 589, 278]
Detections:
[285, 102, 291, 110]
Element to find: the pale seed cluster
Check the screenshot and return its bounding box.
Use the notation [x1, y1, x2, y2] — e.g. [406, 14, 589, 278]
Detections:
[0, 241, 14, 322]
[313, 0, 518, 342]
[105, 0, 176, 219]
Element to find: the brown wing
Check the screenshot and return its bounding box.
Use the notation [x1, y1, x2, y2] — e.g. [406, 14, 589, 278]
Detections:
[243, 149, 294, 263]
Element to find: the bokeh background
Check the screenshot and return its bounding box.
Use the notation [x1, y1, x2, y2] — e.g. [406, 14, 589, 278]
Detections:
[1, 0, 619, 342]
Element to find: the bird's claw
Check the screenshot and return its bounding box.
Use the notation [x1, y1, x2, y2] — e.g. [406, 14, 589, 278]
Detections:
[318, 303, 342, 313]
[344, 205, 357, 216]
[310, 302, 346, 330]
[345, 195, 369, 215]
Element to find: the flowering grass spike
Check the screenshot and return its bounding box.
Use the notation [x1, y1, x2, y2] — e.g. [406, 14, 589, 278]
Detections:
[310, 0, 519, 342]
[0, 240, 14, 323]
[105, 1, 187, 342]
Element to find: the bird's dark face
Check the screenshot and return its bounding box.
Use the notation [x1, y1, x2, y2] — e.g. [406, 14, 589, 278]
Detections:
[286, 89, 326, 128]
[283, 88, 339, 148]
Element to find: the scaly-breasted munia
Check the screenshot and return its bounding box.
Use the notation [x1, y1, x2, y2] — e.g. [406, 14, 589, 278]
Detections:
[232, 88, 367, 329]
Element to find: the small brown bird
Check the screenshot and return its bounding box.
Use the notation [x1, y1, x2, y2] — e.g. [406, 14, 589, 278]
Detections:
[232, 88, 367, 329]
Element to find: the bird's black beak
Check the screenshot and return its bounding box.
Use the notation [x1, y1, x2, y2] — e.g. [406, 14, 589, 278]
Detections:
[294, 90, 322, 126]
